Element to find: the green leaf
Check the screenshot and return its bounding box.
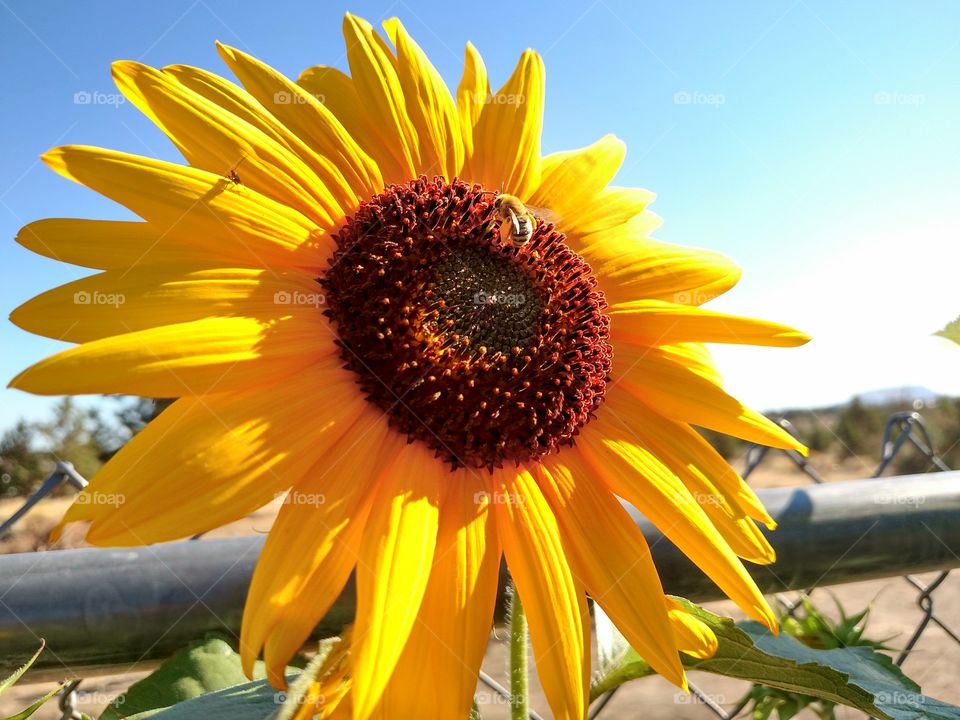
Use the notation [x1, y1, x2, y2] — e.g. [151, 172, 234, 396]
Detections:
[0, 641, 69, 720]
[935, 316, 960, 347]
[2, 682, 67, 720]
[0, 642, 44, 697]
[117, 635, 349, 720]
[591, 598, 960, 720]
[118, 680, 281, 720]
[99, 634, 277, 720]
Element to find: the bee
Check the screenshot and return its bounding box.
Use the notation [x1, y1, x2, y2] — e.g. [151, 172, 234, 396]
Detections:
[493, 194, 537, 246]
[486, 193, 537, 246]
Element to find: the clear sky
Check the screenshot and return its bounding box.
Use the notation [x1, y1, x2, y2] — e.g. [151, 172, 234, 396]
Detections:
[2, 0, 959, 432]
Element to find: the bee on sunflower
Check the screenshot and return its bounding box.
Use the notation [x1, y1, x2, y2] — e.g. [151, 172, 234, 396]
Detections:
[9, 13, 809, 720]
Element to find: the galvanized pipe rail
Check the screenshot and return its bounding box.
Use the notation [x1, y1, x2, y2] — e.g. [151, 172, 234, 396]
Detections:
[2, 471, 959, 676]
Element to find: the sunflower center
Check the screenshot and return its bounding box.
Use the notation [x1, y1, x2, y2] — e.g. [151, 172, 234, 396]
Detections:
[321, 177, 611, 471]
[429, 249, 542, 353]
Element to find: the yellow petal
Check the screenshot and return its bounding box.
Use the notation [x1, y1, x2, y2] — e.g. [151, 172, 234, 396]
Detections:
[40, 145, 329, 270]
[455, 42, 489, 159]
[604, 387, 775, 528]
[161, 63, 301, 148]
[14, 219, 223, 270]
[341, 13, 420, 184]
[9, 314, 332, 397]
[465, 49, 544, 198]
[600, 390, 776, 564]
[382, 18, 463, 180]
[492, 467, 589, 720]
[560, 185, 656, 240]
[582, 227, 742, 306]
[610, 299, 810, 347]
[112, 60, 340, 227]
[213, 43, 383, 200]
[616, 339, 723, 384]
[296, 64, 405, 185]
[530, 135, 626, 220]
[577, 423, 777, 633]
[10, 266, 325, 344]
[163, 61, 364, 214]
[375, 472, 500, 719]
[537, 456, 686, 689]
[665, 599, 718, 659]
[351, 442, 442, 720]
[244, 413, 394, 683]
[615, 345, 807, 453]
[53, 358, 364, 544]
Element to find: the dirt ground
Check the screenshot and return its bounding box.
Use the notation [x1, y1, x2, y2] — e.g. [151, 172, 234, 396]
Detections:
[2, 451, 958, 719]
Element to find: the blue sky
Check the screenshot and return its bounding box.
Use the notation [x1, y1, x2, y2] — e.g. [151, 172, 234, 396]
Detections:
[2, 0, 959, 432]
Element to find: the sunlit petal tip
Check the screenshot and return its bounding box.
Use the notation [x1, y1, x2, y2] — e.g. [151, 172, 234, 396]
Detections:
[39, 146, 68, 173]
[381, 16, 401, 39]
[110, 58, 144, 77]
[666, 600, 719, 662]
[783, 328, 812, 345]
[7, 364, 41, 394]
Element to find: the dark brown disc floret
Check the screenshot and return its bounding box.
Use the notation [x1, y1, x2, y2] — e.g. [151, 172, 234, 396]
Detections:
[321, 177, 611, 471]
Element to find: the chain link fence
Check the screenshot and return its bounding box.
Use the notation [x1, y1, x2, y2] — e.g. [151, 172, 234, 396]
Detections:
[603, 411, 956, 720]
[1, 410, 958, 719]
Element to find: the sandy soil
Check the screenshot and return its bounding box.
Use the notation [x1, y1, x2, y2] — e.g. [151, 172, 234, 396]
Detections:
[2, 451, 958, 719]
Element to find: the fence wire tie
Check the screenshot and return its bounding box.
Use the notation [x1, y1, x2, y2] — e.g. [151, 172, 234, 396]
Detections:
[58, 678, 83, 720]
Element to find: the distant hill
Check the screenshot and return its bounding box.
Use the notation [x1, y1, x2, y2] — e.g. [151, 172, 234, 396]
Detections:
[856, 386, 939, 407]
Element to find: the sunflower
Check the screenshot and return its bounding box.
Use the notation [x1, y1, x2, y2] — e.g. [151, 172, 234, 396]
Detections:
[9, 14, 809, 720]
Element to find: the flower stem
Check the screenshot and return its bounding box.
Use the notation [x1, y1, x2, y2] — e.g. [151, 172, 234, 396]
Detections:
[509, 586, 529, 720]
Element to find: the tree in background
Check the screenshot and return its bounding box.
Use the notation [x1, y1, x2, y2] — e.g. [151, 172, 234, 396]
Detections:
[0, 399, 111, 496]
[0, 421, 45, 497]
[832, 396, 881, 457]
[0, 396, 174, 496]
